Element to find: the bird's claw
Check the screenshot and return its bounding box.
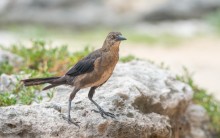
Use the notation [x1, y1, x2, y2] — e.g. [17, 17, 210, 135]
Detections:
[62, 115, 80, 128]
[92, 109, 115, 119]
[68, 119, 80, 128]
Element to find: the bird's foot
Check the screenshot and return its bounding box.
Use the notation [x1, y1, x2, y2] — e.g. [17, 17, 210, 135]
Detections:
[62, 115, 80, 128]
[92, 109, 115, 119]
[68, 119, 80, 128]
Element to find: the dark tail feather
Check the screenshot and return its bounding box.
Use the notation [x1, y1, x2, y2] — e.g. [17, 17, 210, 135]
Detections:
[21, 77, 61, 86]
[43, 84, 62, 91]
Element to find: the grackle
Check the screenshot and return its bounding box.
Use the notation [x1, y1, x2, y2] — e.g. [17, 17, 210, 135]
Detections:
[21, 32, 126, 126]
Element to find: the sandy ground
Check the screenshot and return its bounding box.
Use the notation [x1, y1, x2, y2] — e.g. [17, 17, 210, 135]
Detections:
[0, 33, 219, 100]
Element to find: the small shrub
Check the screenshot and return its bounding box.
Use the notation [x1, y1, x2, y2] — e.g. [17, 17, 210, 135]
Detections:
[0, 40, 93, 106]
[3, 40, 92, 76]
[176, 67, 220, 136]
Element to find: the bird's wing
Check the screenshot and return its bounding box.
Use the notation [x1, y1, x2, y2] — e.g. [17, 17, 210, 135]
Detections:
[65, 50, 101, 76]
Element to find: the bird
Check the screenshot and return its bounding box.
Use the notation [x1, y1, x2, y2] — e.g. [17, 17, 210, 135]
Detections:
[21, 32, 127, 126]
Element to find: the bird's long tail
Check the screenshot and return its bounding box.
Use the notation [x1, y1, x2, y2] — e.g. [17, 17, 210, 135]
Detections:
[21, 76, 66, 90]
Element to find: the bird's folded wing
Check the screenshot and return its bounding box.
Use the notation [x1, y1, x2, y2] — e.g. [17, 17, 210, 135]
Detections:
[66, 49, 102, 76]
[66, 58, 96, 76]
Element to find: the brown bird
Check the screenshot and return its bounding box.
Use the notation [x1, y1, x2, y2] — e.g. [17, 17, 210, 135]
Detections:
[21, 32, 126, 126]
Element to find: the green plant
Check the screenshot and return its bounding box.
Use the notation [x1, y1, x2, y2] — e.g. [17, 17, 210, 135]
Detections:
[47, 91, 54, 101]
[120, 55, 136, 63]
[18, 88, 36, 105]
[0, 75, 43, 106]
[176, 67, 220, 136]
[0, 92, 17, 106]
[3, 40, 92, 76]
[36, 95, 43, 103]
[0, 40, 93, 106]
[0, 61, 14, 75]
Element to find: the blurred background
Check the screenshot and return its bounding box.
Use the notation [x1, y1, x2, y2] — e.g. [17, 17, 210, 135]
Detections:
[0, 0, 220, 100]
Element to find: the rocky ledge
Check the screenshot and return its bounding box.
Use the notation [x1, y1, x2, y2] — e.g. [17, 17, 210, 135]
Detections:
[0, 61, 211, 138]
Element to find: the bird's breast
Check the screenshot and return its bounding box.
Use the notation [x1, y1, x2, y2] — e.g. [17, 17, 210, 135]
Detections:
[90, 55, 118, 87]
[74, 52, 119, 89]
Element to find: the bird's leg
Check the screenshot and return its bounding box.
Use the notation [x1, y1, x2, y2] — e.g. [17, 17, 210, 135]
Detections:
[63, 88, 80, 127]
[88, 87, 115, 119]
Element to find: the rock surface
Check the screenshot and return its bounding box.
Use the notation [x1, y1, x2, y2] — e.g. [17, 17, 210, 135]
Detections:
[184, 104, 212, 138]
[0, 61, 211, 138]
[0, 74, 18, 93]
[0, 50, 23, 67]
[0, 50, 23, 93]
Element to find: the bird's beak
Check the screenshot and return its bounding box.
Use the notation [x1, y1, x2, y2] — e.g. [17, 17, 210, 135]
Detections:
[116, 35, 127, 41]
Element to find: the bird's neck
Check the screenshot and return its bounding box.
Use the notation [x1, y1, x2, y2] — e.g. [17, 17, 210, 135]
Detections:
[102, 41, 120, 54]
[110, 42, 120, 55]
[100, 42, 120, 66]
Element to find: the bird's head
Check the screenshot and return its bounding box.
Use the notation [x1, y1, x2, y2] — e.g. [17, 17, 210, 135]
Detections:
[103, 32, 126, 49]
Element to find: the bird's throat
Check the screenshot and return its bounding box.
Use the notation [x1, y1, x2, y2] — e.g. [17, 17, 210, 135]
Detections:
[110, 42, 120, 54]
